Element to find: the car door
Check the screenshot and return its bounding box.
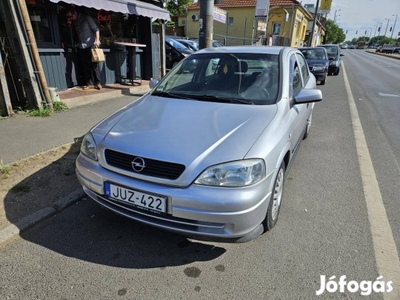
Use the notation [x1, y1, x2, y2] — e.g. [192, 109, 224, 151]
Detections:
[288, 52, 311, 151]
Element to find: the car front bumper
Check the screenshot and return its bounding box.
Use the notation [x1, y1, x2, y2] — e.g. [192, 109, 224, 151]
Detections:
[76, 154, 274, 242]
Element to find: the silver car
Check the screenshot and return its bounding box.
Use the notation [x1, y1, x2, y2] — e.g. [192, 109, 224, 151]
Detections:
[76, 46, 322, 242]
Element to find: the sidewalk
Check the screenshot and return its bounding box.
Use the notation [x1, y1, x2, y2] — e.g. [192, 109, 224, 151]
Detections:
[0, 81, 150, 245]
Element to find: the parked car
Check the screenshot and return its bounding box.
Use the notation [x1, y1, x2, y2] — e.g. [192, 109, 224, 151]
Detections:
[299, 46, 329, 85]
[165, 37, 193, 69]
[318, 44, 344, 75]
[380, 44, 398, 53]
[175, 39, 199, 51]
[190, 38, 224, 48]
[76, 46, 323, 243]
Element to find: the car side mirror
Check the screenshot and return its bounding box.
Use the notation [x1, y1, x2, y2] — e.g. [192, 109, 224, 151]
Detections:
[294, 89, 323, 104]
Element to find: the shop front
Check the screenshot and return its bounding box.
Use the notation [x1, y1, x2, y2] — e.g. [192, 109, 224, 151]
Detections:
[25, 0, 170, 91]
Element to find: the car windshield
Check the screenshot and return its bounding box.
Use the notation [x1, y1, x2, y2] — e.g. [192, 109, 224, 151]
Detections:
[321, 46, 338, 57]
[166, 38, 190, 51]
[151, 53, 280, 105]
[300, 48, 326, 60]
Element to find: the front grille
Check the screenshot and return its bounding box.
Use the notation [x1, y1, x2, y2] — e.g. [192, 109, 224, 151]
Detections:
[104, 149, 185, 180]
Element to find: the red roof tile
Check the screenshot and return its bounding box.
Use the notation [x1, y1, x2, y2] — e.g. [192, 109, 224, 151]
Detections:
[187, 0, 301, 10]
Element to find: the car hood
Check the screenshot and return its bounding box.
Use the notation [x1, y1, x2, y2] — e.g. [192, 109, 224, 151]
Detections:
[93, 95, 277, 183]
[306, 59, 328, 65]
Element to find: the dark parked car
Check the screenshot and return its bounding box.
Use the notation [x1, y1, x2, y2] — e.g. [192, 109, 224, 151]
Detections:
[299, 47, 329, 85]
[76, 46, 322, 242]
[165, 37, 193, 70]
[318, 44, 344, 76]
[175, 39, 199, 51]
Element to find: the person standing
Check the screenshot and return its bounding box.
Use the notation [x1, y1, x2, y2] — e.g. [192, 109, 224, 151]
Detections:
[66, 6, 102, 90]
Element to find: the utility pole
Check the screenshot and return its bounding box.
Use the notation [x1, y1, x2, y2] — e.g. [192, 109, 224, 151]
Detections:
[17, 0, 53, 111]
[390, 14, 398, 40]
[384, 18, 390, 37]
[198, 0, 213, 49]
[309, 0, 320, 46]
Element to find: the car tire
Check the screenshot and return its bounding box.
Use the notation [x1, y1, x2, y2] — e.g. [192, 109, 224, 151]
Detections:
[320, 78, 326, 85]
[334, 69, 340, 76]
[263, 161, 285, 231]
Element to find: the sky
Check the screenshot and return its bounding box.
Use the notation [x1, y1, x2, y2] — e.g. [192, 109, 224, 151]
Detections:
[300, 0, 400, 41]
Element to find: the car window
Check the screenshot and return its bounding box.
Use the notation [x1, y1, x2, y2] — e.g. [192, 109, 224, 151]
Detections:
[321, 46, 338, 57]
[290, 54, 302, 96]
[152, 53, 280, 105]
[296, 53, 309, 84]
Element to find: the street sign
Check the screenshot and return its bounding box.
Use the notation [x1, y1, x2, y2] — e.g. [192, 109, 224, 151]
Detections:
[213, 7, 227, 24]
[255, 0, 270, 18]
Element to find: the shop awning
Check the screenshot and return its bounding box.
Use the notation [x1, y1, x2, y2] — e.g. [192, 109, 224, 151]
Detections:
[50, 0, 170, 21]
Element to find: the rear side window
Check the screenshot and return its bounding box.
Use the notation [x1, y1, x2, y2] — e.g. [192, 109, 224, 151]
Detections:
[290, 54, 302, 95]
[296, 53, 310, 84]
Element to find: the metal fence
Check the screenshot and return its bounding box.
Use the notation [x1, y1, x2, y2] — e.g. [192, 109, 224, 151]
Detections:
[169, 33, 291, 48]
[213, 33, 291, 47]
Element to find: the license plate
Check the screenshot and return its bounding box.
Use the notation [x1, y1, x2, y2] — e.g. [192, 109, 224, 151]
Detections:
[104, 182, 167, 214]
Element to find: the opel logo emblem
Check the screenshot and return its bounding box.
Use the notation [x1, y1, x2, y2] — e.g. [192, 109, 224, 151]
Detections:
[131, 157, 146, 172]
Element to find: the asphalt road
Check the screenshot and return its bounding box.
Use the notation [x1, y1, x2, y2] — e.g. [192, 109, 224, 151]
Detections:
[0, 51, 399, 299]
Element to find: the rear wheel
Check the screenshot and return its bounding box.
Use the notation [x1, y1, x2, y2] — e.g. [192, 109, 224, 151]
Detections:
[334, 68, 340, 76]
[263, 161, 285, 231]
[320, 78, 326, 85]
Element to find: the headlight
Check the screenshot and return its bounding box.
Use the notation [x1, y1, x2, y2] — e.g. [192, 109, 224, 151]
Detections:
[195, 159, 266, 187]
[312, 65, 325, 71]
[80, 133, 97, 161]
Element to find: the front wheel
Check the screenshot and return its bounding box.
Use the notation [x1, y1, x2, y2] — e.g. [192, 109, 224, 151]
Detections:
[263, 161, 286, 231]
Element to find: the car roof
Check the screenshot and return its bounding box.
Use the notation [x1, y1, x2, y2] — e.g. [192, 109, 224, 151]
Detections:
[195, 45, 288, 55]
[318, 44, 339, 47]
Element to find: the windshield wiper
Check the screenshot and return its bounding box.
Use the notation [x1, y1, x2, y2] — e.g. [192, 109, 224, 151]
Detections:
[152, 91, 188, 99]
[193, 95, 253, 105]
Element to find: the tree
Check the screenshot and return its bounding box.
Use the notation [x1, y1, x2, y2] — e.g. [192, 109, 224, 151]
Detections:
[324, 20, 346, 44]
[167, 0, 194, 24]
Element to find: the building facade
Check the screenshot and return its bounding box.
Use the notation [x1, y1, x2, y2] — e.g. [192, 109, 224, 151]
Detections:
[0, 0, 170, 115]
[184, 0, 313, 47]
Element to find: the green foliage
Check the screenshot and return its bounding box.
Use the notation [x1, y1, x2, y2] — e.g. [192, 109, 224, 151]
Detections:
[324, 20, 346, 44]
[346, 35, 397, 46]
[167, 0, 194, 17]
[0, 161, 12, 175]
[27, 106, 52, 117]
[26, 101, 68, 117]
[53, 101, 69, 112]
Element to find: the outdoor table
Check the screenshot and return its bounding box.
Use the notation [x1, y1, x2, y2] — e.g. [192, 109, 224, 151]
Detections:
[114, 42, 146, 85]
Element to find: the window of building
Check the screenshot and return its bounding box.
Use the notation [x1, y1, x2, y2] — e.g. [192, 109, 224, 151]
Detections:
[26, 0, 58, 47]
[272, 23, 281, 35]
[228, 17, 234, 26]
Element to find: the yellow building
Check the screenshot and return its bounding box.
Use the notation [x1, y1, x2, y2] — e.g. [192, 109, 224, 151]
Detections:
[183, 0, 313, 47]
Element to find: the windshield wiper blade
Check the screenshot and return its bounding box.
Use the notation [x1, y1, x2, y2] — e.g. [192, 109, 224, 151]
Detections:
[195, 95, 253, 104]
[152, 91, 187, 99]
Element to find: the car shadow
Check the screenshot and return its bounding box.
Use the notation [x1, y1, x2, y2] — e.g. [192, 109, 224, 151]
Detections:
[3, 138, 226, 268]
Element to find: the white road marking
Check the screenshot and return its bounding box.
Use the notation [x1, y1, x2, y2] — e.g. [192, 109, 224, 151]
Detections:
[378, 93, 400, 98]
[343, 62, 400, 300]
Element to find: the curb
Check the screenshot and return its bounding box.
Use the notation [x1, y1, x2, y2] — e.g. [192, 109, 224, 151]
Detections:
[0, 189, 85, 245]
[366, 50, 400, 60]
[61, 84, 150, 109]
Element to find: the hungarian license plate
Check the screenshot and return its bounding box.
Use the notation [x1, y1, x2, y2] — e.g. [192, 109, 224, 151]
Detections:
[104, 182, 167, 214]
